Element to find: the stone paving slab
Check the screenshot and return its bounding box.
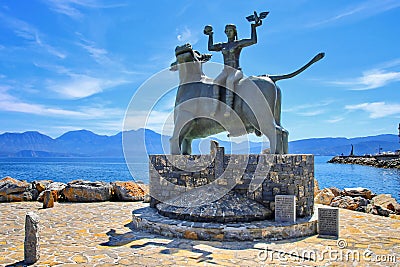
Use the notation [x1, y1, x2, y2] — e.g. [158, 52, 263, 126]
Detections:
[0, 202, 399, 266]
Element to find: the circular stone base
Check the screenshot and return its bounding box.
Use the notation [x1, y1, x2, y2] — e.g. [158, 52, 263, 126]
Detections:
[156, 191, 272, 223]
[132, 205, 317, 241]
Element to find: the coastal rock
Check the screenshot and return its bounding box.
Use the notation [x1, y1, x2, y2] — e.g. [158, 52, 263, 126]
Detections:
[0, 176, 29, 193]
[0, 177, 38, 202]
[61, 180, 112, 202]
[365, 203, 393, 216]
[330, 196, 359, 210]
[112, 181, 147, 201]
[372, 194, 400, 214]
[314, 188, 335, 205]
[366, 204, 379, 215]
[353, 197, 369, 212]
[343, 187, 374, 200]
[46, 182, 66, 201]
[42, 190, 54, 208]
[37, 182, 66, 202]
[32, 180, 53, 194]
[376, 205, 393, 217]
[329, 187, 341, 197]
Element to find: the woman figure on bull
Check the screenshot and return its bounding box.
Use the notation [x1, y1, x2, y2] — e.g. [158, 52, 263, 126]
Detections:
[204, 20, 262, 117]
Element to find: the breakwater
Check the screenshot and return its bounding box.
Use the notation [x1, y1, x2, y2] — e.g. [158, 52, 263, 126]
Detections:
[328, 155, 400, 169]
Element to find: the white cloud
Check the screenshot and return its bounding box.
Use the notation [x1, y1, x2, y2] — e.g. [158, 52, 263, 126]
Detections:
[44, 0, 83, 19]
[283, 100, 332, 116]
[0, 12, 36, 41]
[34, 33, 66, 59]
[44, 0, 127, 19]
[332, 69, 400, 90]
[325, 117, 344, 123]
[176, 27, 199, 45]
[0, 12, 65, 58]
[47, 74, 128, 99]
[76, 38, 111, 65]
[309, 0, 400, 27]
[0, 85, 124, 118]
[297, 110, 325, 117]
[345, 102, 400, 118]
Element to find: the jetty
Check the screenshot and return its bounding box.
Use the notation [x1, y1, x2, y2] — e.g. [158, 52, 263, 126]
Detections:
[328, 153, 400, 169]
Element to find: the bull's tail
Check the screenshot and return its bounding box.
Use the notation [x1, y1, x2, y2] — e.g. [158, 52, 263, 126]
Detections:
[266, 52, 325, 83]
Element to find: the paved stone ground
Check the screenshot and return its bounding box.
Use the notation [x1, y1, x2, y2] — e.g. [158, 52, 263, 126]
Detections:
[0, 202, 399, 266]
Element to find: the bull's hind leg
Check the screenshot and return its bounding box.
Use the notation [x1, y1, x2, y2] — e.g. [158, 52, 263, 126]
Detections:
[275, 127, 289, 154]
[258, 122, 278, 154]
[282, 128, 289, 154]
[181, 138, 193, 155]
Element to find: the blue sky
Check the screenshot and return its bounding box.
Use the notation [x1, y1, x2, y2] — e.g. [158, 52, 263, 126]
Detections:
[0, 0, 399, 141]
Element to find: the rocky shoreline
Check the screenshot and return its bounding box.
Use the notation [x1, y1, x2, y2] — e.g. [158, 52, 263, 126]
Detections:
[2, 176, 399, 221]
[314, 186, 400, 219]
[328, 155, 400, 169]
[0, 177, 149, 204]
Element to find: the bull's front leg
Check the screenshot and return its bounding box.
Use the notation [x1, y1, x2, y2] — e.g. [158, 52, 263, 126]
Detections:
[169, 110, 194, 155]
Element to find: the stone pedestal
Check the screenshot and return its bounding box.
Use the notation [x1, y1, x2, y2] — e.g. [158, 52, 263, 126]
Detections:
[136, 143, 317, 240]
[149, 150, 314, 221]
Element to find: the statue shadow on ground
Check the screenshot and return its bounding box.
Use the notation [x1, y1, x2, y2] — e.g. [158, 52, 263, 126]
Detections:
[99, 220, 313, 264]
[5, 261, 28, 267]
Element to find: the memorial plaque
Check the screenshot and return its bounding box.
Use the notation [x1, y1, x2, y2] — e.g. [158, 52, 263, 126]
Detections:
[275, 195, 296, 223]
[318, 208, 339, 237]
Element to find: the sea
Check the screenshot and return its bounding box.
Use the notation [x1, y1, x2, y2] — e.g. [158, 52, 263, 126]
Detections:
[0, 156, 399, 202]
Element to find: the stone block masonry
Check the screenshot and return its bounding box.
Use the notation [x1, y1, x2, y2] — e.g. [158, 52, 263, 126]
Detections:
[149, 149, 314, 218]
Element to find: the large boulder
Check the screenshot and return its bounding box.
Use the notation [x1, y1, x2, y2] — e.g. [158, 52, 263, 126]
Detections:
[32, 180, 53, 194]
[366, 204, 379, 215]
[330, 196, 359, 210]
[343, 187, 374, 199]
[314, 188, 335, 205]
[61, 180, 112, 202]
[329, 187, 341, 197]
[37, 182, 67, 202]
[372, 194, 400, 214]
[0, 177, 38, 202]
[366, 204, 393, 217]
[354, 196, 370, 212]
[112, 181, 147, 201]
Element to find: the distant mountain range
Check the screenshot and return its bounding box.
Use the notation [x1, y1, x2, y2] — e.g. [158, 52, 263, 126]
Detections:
[0, 129, 398, 159]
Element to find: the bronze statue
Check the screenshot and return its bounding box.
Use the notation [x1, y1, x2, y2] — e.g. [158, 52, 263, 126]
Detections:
[168, 11, 325, 155]
[204, 11, 268, 117]
[169, 44, 324, 155]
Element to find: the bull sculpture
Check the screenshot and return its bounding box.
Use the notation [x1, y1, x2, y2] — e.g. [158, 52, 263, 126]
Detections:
[169, 43, 324, 155]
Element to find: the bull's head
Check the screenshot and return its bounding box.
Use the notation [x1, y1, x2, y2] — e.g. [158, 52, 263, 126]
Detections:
[170, 43, 211, 71]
